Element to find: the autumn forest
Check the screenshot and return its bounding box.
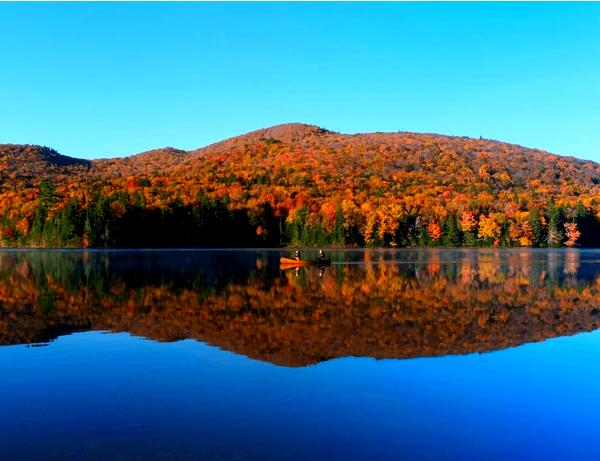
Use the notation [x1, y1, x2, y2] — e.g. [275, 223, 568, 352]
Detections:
[1, 123, 599, 248]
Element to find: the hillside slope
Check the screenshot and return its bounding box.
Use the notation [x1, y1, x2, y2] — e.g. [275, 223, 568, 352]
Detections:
[0, 144, 90, 192]
[1, 123, 599, 247]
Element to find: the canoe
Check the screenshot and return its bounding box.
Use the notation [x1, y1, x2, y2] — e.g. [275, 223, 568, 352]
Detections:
[280, 257, 332, 268]
[280, 257, 311, 266]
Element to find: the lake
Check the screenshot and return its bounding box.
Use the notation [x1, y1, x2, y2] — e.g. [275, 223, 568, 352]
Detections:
[2, 249, 600, 460]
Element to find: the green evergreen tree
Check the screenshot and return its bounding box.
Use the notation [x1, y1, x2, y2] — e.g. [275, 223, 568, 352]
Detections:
[528, 208, 545, 247]
[442, 215, 461, 247]
[332, 206, 346, 245]
[546, 204, 564, 247]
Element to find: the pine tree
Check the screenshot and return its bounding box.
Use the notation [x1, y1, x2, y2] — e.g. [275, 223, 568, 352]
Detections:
[528, 208, 545, 247]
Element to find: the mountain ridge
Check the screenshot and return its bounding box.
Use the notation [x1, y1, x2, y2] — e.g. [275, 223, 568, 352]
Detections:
[1, 122, 592, 165]
[1, 123, 600, 248]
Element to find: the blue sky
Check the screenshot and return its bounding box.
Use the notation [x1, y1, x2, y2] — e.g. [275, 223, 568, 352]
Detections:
[0, 2, 599, 160]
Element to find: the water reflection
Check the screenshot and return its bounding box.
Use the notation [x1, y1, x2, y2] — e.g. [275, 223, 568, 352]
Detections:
[1, 249, 600, 366]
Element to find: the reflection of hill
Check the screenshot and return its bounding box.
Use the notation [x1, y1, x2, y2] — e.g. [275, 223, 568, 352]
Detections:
[1, 251, 600, 367]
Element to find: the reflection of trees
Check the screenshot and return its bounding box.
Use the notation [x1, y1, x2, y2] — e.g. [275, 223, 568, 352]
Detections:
[0, 250, 598, 367]
[565, 250, 580, 275]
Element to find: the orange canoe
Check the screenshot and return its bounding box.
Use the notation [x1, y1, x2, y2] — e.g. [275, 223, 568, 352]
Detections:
[280, 257, 311, 267]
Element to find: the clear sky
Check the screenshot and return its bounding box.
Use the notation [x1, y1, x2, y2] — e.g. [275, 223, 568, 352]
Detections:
[0, 2, 599, 160]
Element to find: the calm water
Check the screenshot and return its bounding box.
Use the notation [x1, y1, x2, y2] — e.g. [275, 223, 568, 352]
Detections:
[2, 249, 600, 460]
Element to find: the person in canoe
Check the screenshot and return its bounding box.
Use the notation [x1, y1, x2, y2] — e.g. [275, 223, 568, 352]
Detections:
[316, 249, 331, 266]
[280, 250, 329, 267]
[317, 249, 325, 263]
[280, 251, 310, 266]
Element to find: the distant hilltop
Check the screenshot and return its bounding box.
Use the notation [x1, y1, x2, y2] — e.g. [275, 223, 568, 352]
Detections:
[1, 123, 599, 248]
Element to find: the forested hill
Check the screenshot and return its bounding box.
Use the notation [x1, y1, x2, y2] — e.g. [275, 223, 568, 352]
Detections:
[1, 123, 600, 247]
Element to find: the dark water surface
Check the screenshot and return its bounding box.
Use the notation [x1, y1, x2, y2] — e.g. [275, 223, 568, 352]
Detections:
[2, 249, 600, 460]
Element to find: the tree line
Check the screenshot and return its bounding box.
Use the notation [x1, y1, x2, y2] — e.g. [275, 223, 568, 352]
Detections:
[1, 179, 597, 248]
